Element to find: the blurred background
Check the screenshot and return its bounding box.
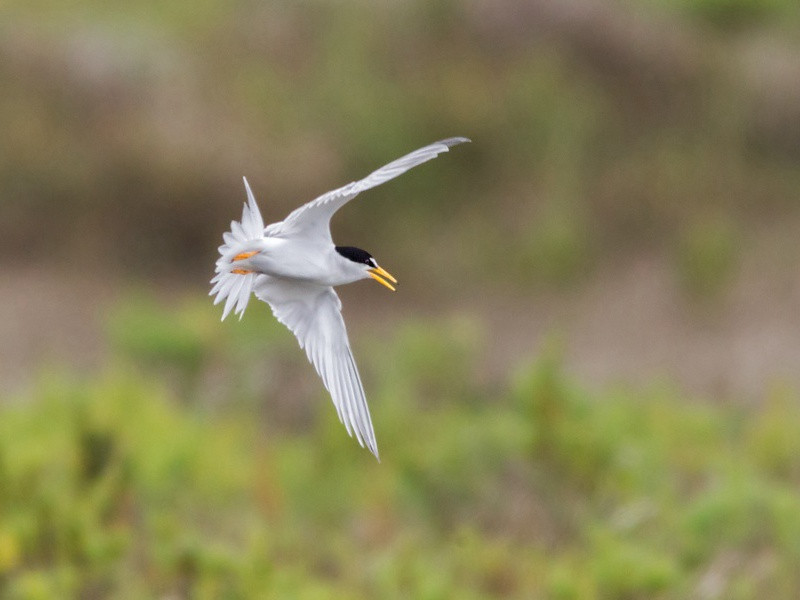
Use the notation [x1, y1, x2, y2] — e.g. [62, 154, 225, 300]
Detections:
[1, 0, 800, 597]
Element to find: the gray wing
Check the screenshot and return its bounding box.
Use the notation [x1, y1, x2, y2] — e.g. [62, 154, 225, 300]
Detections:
[254, 275, 379, 459]
[265, 137, 470, 241]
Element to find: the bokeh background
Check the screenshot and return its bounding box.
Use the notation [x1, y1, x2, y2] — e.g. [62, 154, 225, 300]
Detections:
[2, 0, 800, 597]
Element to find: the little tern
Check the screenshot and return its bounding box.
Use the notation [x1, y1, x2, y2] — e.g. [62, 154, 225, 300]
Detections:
[210, 137, 469, 459]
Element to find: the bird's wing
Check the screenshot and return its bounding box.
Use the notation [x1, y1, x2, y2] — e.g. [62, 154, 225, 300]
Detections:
[265, 137, 470, 241]
[254, 275, 379, 459]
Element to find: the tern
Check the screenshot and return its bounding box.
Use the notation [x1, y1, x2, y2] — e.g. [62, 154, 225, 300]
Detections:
[210, 137, 469, 459]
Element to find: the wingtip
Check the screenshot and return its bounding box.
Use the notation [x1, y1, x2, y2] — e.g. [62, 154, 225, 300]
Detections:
[368, 442, 380, 462]
[439, 136, 471, 148]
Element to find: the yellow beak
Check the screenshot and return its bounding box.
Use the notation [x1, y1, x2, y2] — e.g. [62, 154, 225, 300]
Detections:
[368, 265, 398, 291]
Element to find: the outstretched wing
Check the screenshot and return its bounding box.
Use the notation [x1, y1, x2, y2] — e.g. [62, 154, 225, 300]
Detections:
[265, 137, 470, 241]
[254, 275, 379, 459]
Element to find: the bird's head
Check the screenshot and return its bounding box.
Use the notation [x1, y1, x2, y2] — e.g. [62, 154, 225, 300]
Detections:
[335, 246, 397, 291]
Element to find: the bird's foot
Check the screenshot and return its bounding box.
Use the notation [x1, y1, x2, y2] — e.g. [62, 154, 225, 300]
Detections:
[231, 250, 258, 275]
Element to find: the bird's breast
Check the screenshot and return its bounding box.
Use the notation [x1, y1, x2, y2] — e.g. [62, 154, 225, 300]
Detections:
[250, 238, 334, 282]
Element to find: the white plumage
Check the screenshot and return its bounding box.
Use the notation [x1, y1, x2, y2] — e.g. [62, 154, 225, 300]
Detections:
[210, 137, 470, 459]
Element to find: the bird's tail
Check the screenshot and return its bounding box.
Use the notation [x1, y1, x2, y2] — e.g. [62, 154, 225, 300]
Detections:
[209, 177, 265, 321]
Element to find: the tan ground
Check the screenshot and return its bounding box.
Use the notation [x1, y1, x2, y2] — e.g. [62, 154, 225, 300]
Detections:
[1, 221, 797, 400]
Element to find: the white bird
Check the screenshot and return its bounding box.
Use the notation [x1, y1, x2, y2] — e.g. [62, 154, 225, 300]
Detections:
[210, 137, 470, 459]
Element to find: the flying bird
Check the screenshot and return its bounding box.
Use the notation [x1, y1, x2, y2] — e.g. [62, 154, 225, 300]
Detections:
[210, 137, 470, 459]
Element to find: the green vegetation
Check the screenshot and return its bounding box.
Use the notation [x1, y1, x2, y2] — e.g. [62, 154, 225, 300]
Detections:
[0, 296, 797, 598]
[645, 0, 799, 29]
[675, 215, 740, 298]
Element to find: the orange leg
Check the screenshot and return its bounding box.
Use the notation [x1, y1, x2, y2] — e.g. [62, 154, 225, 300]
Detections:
[231, 250, 258, 275]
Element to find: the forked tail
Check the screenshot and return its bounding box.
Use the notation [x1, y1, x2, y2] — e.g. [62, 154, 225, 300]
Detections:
[209, 177, 265, 320]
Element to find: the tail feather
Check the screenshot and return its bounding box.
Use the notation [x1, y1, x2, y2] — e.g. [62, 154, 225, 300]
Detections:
[209, 177, 265, 321]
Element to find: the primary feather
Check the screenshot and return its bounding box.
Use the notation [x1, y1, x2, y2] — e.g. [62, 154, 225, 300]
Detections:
[254, 277, 378, 457]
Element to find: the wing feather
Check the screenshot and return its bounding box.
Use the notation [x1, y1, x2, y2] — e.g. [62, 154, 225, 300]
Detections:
[254, 276, 379, 459]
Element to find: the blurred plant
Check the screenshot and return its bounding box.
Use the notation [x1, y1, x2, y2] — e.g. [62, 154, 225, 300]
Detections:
[675, 215, 740, 299]
[106, 293, 220, 396]
[105, 290, 294, 406]
[2, 296, 800, 596]
[746, 385, 800, 480]
[515, 203, 592, 288]
[661, 0, 794, 29]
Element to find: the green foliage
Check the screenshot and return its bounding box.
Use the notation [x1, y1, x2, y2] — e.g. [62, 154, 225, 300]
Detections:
[0, 297, 799, 597]
[514, 204, 591, 288]
[654, 0, 796, 29]
[107, 294, 218, 378]
[675, 215, 740, 298]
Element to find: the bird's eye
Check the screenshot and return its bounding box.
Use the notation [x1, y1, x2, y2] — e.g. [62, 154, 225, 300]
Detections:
[367, 258, 377, 267]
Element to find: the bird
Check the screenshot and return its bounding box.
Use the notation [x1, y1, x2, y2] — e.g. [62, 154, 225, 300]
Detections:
[210, 137, 470, 460]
